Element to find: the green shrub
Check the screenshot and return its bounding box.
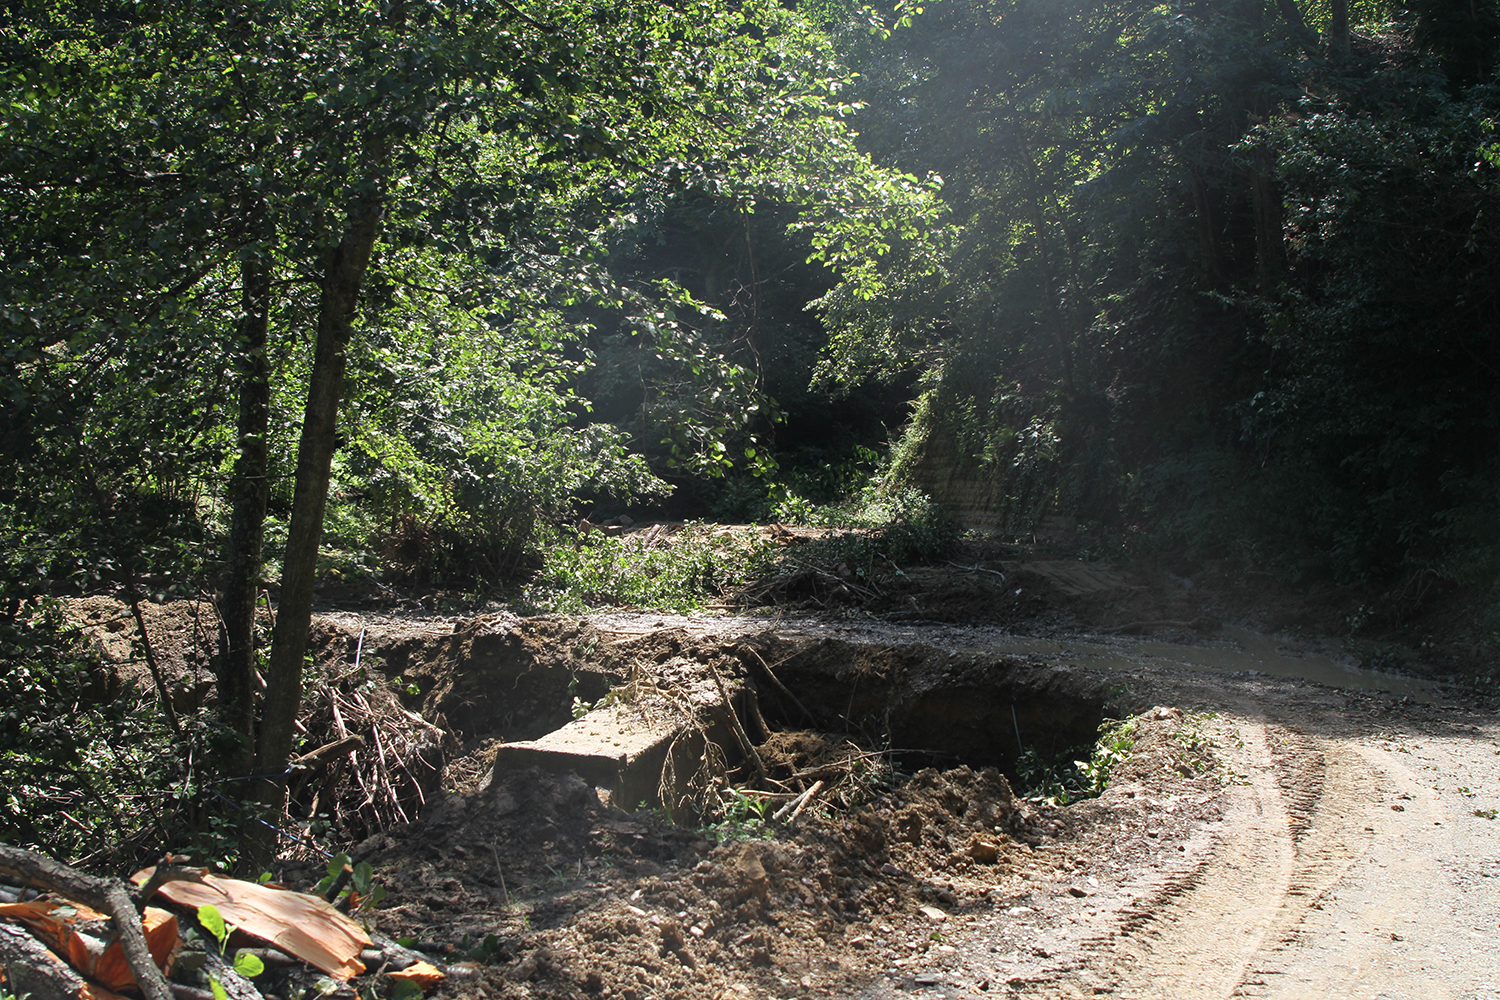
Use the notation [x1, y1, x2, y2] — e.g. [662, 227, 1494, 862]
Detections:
[0, 599, 209, 866]
[524, 522, 775, 613]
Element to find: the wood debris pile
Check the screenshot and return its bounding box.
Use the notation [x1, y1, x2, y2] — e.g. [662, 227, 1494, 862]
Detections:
[0, 845, 445, 1000]
[283, 655, 449, 850]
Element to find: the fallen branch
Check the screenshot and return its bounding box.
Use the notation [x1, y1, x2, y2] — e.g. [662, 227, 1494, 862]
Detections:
[291, 735, 364, 769]
[738, 644, 817, 728]
[0, 920, 98, 1000]
[133, 860, 215, 909]
[0, 843, 174, 1000]
[787, 780, 824, 824]
[202, 941, 265, 1000]
[947, 560, 1006, 580]
[772, 780, 824, 823]
[124, 582, 182, 738]
[703, 660, 768, 786]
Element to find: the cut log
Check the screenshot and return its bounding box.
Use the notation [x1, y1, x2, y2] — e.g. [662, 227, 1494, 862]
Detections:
[0, 919, 130, 1000]
[0, 899, 179, 993]
[0, 844, 174, 1000]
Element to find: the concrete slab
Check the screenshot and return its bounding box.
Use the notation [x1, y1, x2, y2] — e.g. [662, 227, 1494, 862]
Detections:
[485, 703, 678, 805]
[483, 686, 744, 813]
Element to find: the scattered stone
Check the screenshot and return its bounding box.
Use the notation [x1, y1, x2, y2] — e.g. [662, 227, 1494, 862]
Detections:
[968, 837, 1001, 864]
[737, 845, 770, 904]
[919, 905, 948, 922]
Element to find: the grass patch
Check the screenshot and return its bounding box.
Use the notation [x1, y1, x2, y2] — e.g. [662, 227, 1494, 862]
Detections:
[521, 487, 958, 614]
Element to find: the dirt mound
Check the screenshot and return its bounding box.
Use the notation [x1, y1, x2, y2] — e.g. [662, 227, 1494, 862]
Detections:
[63, 595, 219, 710]
[343, 730, 1056, 1000]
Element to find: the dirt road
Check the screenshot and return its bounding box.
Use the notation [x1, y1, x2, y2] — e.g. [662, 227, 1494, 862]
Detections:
[847, 666, 1500, 999]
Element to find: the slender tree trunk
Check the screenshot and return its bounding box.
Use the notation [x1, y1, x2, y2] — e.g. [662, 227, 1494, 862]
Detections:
[247, 191, 383, 866]
[1250, 162, 1286, 291]
[1273, 0, 1319, 51]
[1329, 0, 1350, 55]
[1245, 92, 1286, 292]
[218, 197, 273, 777]
[1026, 196, 1076, 395]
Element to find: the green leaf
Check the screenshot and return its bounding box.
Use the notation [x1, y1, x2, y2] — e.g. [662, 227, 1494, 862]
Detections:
[388, 979, 424, 1000]
[233, 952, 266, 978]
[352, 861, 374, 894]
[197, 904, 228, 950]
[210, 978, 229, 1000]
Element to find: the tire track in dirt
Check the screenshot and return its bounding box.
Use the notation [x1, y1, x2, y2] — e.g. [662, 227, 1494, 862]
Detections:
[1067, 703, 1383, 999]
[1083, 708, 1300, 997]
[1237, 718, 1500, 1000]
[1232, 729, 1377, 996]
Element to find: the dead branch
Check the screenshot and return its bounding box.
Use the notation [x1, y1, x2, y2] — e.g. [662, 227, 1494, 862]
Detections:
[947, 560, 1006, 580]
[738, 644, 817, 727]
[0, 920, 92, 1000]
[291, 735, 365, 769]
[703, 660, 767, 786]
[0, 842, 174, 1000]
[134, 860, 216, 909]
[124, 584, 182, 737]
[787, 780, 825, 824]
[202, 939, 266, 1000]
[171, 985, 217, 1000]
[772, 780, 824, 823]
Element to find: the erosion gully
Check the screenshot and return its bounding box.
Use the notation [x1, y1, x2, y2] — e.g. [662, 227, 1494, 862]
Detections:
[308, 602, 1496, 1000]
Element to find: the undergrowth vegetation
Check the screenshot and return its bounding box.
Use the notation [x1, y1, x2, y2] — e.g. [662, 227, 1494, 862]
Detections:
[1013, 718, 1138, 807]
[522, 486, 957, 613]
[0, 600, 227, 867]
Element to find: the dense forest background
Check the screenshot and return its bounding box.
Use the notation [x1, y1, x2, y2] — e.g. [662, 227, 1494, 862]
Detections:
[4, 0, 1500, 861]
[7, 0, 1500, 597]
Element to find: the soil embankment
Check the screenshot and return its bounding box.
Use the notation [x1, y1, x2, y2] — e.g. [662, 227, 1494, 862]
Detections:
[62, 552, 1499, 998]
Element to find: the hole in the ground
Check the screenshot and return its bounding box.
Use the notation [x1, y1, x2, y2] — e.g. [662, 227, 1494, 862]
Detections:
[370, 619, 620, 743]
[367, 620, 1125, 823]
[744, 639, 1110, 785]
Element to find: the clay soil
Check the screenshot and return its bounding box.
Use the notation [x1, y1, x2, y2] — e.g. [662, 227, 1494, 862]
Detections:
[61, 539, 1500, 1000]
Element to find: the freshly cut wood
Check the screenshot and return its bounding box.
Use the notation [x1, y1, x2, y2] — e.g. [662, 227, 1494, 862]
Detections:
[0, 844, 174, 1000]
[0, 899, 179, 993]
[0, 919, 131, 1000]
[134, 869, 371, 980]
[386, 961, 443, 989]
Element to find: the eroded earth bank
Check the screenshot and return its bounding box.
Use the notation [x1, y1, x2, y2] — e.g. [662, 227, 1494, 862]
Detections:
[67, 562, 1500, 1000]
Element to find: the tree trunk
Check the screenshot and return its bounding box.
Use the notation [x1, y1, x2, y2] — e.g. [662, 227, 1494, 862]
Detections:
[1328, 0, 1350, 55]
[1273, 0, 1319, 52]
[1249, 147, 1286, 291]
[1026, 196, 1076, 395]
[218, 197, 273, 777]
[248, 192, 383, 867]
